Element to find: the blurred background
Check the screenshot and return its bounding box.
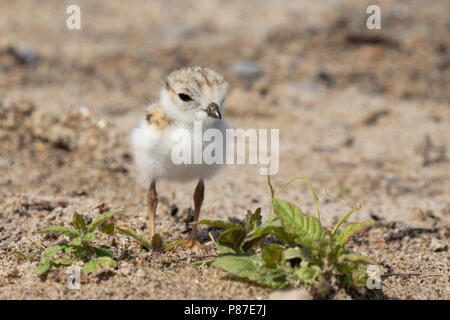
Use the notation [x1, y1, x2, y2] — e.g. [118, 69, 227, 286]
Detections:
[0, 0, 448, 299]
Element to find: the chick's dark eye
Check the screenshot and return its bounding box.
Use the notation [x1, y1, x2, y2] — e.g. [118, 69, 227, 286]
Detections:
[178, 93, 192, 102]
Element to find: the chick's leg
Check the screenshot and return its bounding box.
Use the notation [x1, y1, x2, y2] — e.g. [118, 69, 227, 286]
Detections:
[191, 178, 205, 241]
[147, 180, 158, 240]
[181, 179, 206, 249]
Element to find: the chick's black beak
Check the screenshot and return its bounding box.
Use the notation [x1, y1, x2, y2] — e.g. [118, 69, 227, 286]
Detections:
[205, 103, 221, 119]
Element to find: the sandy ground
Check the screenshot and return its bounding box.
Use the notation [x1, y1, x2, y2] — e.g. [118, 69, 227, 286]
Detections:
[0, 0, 449, 299]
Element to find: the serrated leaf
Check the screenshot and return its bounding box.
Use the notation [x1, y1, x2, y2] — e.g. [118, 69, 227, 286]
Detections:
[246, 208, 262, 231]
[272, 226, 297, 245]
[335, 220, 375, 245]
[73, 213, 87, 235]
[218, 228, 246, 253]
[101, 223, 115, 234]
[96, 256, 117, 268]
[338, 253, 376, 265]
[73, 246, 91, 260]
[40, 226, 78, 237]
[272, 198, 327, 247]
[193, 220, 244, 230]
[69, 233, 98, 246]
[64, 246, 74, 254]
[53, 257, 73, 265]
[87, 210, 119, 232]
[117, 226, 152, 248]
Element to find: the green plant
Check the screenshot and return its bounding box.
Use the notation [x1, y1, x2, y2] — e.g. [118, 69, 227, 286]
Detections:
[195, 176, 377, 294]
[35, 210, 119, 276]
[14, 251, 38, 262]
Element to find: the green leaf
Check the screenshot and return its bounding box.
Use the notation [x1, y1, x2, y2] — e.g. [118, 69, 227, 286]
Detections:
[335, 220, 375, 245]
[73, 213, 87, 235]
[43, 245, 64, 259]
[261, 244, 283, 266]
[241, 223, 278, 252]
[163, 240, 185, 252]
[14, 251, 26, 259]
[246, 208, 262, 231]
[117, 226, 152, 248]
[241, 234, 266, 252]
[82, 259, 98, 274]
[352, 264, 370, 285]
[212, 254, 258, 278]
[39, 226, 78, 237]
[212, 254, 288, 289]
[193, 220, 244, 230]
[26, 253, 38, 261]
[248, 218, 293, 246]
[82, 257, 117, 274]
[53, 257, 73, 265]
[218, 228, 246, 253]
[260, 217, 282, 229]
[274, 176, 321, 221]
[272, 226, 297, 245]
[216, 244, 236, 255]
[192, 257, 216, 266]
[87, 210, 119, 233]
[294, 265, 322, 284]
[69, 233, 98, 246]
[337, 253, 376, 265]
[35, 263, 51, 276]
[101, 223, 115, 234]
[92, 245, 114, 258]
[16, 251, 37, 261]
[245, 220, 286, 245]
[272, 198, 327, 247]
[35, 245, 64, 276]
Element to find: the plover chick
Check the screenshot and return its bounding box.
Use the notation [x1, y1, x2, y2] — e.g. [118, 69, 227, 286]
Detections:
[131, 66, 229, 249]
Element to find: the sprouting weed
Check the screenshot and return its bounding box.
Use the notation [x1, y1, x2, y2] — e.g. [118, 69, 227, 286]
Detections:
[194, 176, 377, 294]
[35, 210, 119, 276]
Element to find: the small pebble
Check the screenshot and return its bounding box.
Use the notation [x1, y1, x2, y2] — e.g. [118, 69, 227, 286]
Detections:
[430, 239, 447, 252]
